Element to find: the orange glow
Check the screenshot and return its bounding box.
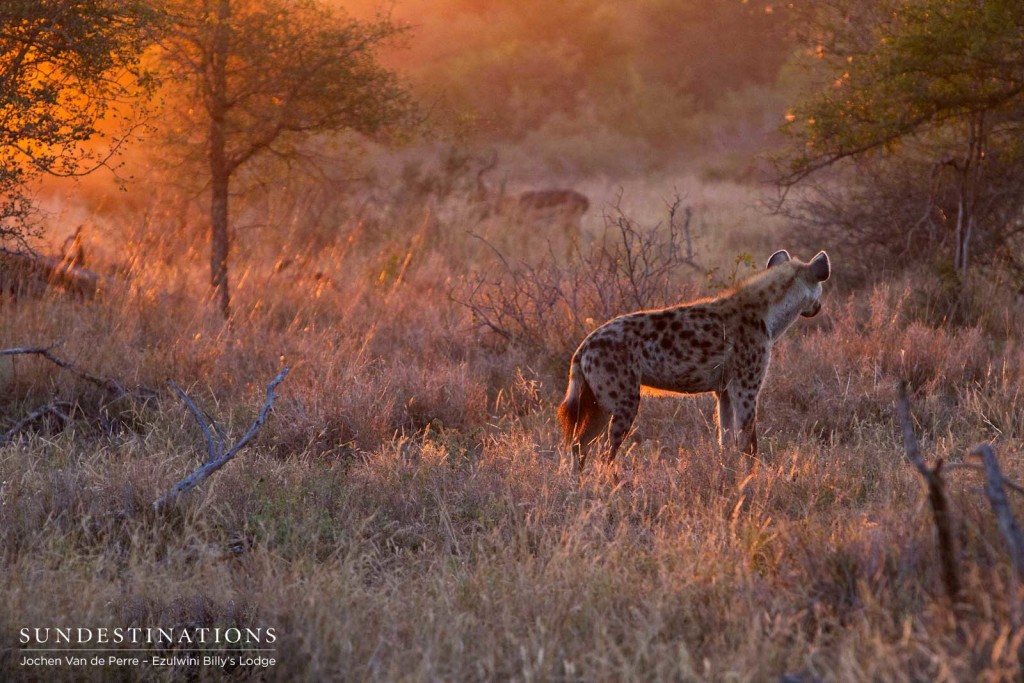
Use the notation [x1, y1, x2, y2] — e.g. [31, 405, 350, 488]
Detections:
[329, 0, 793, 147]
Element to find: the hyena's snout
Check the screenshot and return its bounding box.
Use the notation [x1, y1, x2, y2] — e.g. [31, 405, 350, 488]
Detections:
[801, 300, 822, 318]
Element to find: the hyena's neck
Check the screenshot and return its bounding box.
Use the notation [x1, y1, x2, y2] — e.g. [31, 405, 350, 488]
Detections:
[762, 287, 805, 340]
[728, 267, 803, 341]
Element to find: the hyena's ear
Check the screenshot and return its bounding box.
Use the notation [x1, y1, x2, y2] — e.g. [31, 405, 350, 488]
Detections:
[766, 250, 791, 269]
[809, 251, 830, 282]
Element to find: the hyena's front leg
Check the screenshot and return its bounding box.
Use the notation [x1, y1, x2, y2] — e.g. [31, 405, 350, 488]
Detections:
[714, 388, 735, 448]
[731, 385, 760, 456]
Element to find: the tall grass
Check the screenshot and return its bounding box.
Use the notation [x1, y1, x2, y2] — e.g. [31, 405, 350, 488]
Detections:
[1, 177, 1022, 681]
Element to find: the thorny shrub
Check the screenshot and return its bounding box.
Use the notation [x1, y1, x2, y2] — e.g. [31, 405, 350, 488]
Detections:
[453, 195, 704, 375]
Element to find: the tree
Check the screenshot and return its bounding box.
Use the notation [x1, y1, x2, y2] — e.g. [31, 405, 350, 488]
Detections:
[160, 0, 410, 318]
[780, 0, 1024, 277]
[0, 0, 158, 248]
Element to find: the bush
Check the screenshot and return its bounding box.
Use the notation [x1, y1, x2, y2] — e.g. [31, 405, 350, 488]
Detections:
[453, 195, 704, 377]
[781, 153, 1024, 285]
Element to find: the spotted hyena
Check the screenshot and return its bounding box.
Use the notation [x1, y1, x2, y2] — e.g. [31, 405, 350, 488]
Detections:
[557, 249, 831, 468]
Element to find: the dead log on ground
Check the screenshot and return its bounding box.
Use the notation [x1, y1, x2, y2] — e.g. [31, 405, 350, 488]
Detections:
[153, 367, 290, 512]
[0, 249, 104, 298]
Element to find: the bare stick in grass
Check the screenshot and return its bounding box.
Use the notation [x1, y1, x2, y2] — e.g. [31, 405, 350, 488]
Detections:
[942, 461, 1024, 497]
[153, 367, 290, 512]
[0, 401, 75, 446]
[895, 382, 961, 601]
[167, 380, 219, 464]
[0, 341, 156, 400]
[1, 342, 157, 441]
[971, 443, 1024, 582]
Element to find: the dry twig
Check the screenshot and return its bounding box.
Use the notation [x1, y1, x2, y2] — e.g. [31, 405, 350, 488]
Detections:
[0, 341, 156, 400]
[0, 341, 158, 442]
[942, 461, 1024, 497]
[970, 443, 1024, 582]
[0, 401, 74, 446]
[895, 382, 961, 601]
[153, 367, 290, 512]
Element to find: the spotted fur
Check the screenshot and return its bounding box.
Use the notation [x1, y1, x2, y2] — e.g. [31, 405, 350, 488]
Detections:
[557, 249, 831, 468]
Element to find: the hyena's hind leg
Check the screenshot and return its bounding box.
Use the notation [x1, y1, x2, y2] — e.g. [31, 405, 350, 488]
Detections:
[576, 349, 639, 470]
[572, 405, 611, 472]
[715, 387, 736, 448]
[596, 380, 640, 467]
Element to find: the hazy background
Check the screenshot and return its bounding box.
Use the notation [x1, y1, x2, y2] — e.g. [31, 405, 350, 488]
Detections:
[25, 0, 806, 286]
[352, 0, 795, 177]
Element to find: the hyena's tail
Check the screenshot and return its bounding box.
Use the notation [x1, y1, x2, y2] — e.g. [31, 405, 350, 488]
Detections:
[557, 353, 603, 448]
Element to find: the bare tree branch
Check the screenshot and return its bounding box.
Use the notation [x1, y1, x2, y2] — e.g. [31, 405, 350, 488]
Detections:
[0, 400, 74, 446]
[942, 461, 1024, 497]
[895, 382, 961, 601]
[168, 379, 218, 464]
[971, 443, 1024, 583]
[0, 341, 156, 400]
[453, 194, 701, 354]
[153, 366, 290, 512]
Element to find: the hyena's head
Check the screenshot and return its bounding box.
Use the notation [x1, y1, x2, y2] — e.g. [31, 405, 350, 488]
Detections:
[766, 249, 831, 318]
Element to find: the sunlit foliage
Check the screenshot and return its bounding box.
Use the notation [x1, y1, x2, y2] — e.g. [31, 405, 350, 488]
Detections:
[158, 0, 412, 317]
[0, 0, 158, 247]
[782, 0, 1024, 277]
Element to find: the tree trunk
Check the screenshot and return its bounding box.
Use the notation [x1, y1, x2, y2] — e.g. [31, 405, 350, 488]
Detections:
[956, 112, 986, 278]
[210, 165, 230, 319]
[208, 0, 231, 319]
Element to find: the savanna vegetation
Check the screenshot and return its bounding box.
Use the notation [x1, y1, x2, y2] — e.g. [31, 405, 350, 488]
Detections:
[2, 0, 1024, 681]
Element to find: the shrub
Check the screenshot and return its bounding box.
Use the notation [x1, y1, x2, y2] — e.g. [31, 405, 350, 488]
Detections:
[453, 195, 704, 377]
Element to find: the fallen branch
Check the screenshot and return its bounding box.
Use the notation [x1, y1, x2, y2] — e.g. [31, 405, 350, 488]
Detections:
[0, 341, 156, 400]
[0, 249, 105, 298]
[971, 443, 1024, 583]
[941, 461, 1024, 497]
[1, 342, 158, 442]
[167, 380, 219, 463]
[153, 367, 290, 512]
[895, 382, 961, 601]
[0, 401, 74, 446]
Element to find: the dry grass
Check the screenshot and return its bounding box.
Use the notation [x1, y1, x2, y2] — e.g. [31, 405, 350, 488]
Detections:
[2, 176, 1023, 682]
